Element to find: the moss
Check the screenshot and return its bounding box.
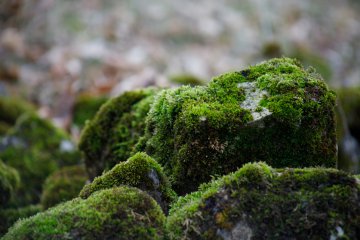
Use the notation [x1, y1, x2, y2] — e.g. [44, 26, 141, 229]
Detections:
[139, 58, 337, 194]
[0, 113, 81, 206]
[0, 160, 20, 206]
[80, 152, 176, 214]
[79, 88, 158, 179]
[167, 163, 360, 239]
[72, 94, 108, 128]
[41, 165, 88, 209]
[0, 97, 35, 136]
[169, 74, 206, 86]
[0, 205, 42, 236]
[3, 187, 166, 240]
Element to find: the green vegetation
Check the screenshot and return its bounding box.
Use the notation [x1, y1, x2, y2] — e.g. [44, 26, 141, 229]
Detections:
[0, 113, 81, 206]
[0, 205, 42, 236]
[0, 97, 35, 135]
[79, 88, 158, 179]
[167, 162, 360, 239]
[72, 94, 108, 128]
[41, 165, 88, 209]
[0, 160, 20, 206]
[139, 57, 337, 194]
[3, 187, 166, 240]
[169, 74, 206, 86]
[80, 152, 176, 213]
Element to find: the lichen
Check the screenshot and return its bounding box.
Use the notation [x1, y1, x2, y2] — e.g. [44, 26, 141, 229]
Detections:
[41, 165, 88, 209]
[79, 152, 176, 214]
[3, 187, 166, 240]
[166, 163, 360, 239]
[79, 88, 158, 179]
[139, 58, 337, 194]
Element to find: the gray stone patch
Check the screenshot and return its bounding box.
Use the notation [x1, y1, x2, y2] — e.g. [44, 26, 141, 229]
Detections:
[148, 169, 160, 189]
[238, 82, 271, 121]
[217, 220, 253, 240]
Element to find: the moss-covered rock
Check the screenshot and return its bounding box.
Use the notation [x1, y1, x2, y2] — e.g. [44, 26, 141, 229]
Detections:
[0, 160, 20, 206]
[3, 187, 166, 240]
[0, 205, 42, 236]
[336, 87, 360, 173]
[79, 88, 158, 179]
[0, 113, 81, 206]
[167, 162, 360, 239]
[80, 152, 176, 213]
[139, 58, 337, 194]
[169, 74, 206, 86]
[72, 94, 108, 128]
[0, 97, 35, 135]
[41, 165, 88, 209]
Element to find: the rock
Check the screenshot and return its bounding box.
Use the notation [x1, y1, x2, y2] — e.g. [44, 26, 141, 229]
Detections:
[3, 187, 166, 240]
[139, 57, 337, 194]
[0, 113, 81, 206]
[79, 88, 158, 179]
[166, 162, 360, 240]
[79, 152, 176, 214]
[41, 165, 88, 209]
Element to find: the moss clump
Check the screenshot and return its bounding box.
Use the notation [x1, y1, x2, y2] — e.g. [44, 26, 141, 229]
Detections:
[79, 88, 158, 179]
[0, 205, 42, 236]
[169, 74, 206, 86]
[0, 160, 20, 206]
[0, 113, 81, 206]
[41, 165, 88, 209]
[139, 58, 337, 194]
[167, 162, 360, 239]
[0, 97, 35, 135]
[3, 187, 166, 240]
[80, 152, 176, 213]
[72, 94, 108, 128]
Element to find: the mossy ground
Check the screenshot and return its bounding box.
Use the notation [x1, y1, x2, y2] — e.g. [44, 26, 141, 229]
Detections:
[0, 113, 81, 206]
[41, 165, 88, 209]
[167, 163, 360, 239]
[0, 160, 20, 206]
[139, 57, 337, 194]
[79, 88, 158, 179]
[80, 152, 176, 213]
[3, 187, 166, 240]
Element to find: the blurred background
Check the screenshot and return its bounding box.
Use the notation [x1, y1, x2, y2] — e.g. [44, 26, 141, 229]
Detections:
[0, 0, 360, 172]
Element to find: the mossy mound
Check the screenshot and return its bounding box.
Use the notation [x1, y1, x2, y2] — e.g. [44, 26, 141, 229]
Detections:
[0, 160, 20, 206]
[79, 88, 158, 179]
[0, 97, 35, 135]
[3, 187, 166, 240]
[0, 113, 81, 206]
[169, 74, 206, 86]
[0, 205, 42, 236]
[80, 152, 176, 213]
[139, 58, 337, 194]
[167, 162, 360, 239]
[72, 94, 108, 128]
[41, 165, 88, 209]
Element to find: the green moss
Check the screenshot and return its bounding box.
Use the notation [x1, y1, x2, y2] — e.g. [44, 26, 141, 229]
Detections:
[0, 205, 42, 236]
[72, 94, 108, 128]
[0, 97, 35, 136]
[3, 187, 166, 240]
[0, 160, 20, 206]
[79, 88, 158, 179]
[41, 165, 88, 209]
[80, 152, 176, 213]
[169, 74, 206, 86]
[139, 58, 337, 194]
[0, 113, 81, 206]
[167, 163, 360, 239]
